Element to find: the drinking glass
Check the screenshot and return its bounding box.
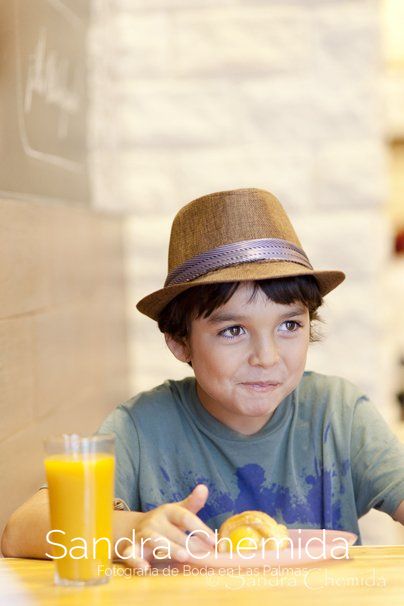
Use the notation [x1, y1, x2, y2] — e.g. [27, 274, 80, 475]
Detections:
[44, 434, 115, 586]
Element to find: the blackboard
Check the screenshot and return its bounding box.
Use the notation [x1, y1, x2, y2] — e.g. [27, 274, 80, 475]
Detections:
[0, 0, 90, 204]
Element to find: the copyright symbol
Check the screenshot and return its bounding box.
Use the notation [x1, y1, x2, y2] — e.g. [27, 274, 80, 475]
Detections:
[225, 575, 245, 591]
[206, 575, 219, 587]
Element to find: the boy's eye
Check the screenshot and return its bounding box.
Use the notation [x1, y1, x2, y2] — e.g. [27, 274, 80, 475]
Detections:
[280, 320, 302, 332]
[219, 325, 245, 340]
[219, 321, 303, 340]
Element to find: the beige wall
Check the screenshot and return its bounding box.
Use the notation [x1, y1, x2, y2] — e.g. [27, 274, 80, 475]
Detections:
[0, 197, 128, 539]
[389, 142, 404, 227]
[0, 0, 130, 541]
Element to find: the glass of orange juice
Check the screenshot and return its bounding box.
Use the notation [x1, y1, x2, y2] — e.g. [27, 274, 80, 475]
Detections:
[44, 434, 115, 586]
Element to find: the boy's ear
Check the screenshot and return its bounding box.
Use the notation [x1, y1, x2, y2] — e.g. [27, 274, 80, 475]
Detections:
[164, 333, 191, 363]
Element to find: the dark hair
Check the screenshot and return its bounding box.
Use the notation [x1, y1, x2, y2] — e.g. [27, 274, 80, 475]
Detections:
[157, 276, 324, 366]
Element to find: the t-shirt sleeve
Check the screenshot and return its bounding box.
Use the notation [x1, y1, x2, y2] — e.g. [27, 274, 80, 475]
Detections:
[96, 405, 140, 511]
[350, 395, 404, 518]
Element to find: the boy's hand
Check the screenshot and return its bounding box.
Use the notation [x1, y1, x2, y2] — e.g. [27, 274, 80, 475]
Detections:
[117, 484, 215, 570]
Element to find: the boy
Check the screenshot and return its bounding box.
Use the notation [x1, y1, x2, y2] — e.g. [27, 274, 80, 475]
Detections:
[2, 188, 404, 569]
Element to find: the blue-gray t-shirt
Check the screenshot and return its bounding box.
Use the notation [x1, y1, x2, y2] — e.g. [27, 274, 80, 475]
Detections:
[96, 371, 404, 543]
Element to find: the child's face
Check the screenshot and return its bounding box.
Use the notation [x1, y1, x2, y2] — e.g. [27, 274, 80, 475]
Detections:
[168, 281, 310, 435]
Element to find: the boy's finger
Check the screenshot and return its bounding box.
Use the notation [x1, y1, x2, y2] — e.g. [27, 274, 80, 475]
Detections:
[144, 532, 189, 562]
[179, 484, 209, 514]
[156, 521, 191, 549]
[117, 544, 151, 571]
[168, 505, 216, 545]
[152, 523, 213, 556]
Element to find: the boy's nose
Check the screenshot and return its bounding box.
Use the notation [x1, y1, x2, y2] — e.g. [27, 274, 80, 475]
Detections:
[248, 336, 280, 367]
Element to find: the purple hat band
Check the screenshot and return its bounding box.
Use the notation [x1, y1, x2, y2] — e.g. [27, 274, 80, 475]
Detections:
[164, 238, 313, 287]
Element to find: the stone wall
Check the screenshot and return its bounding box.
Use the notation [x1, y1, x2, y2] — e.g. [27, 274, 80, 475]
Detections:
[90, 0, 404, 543]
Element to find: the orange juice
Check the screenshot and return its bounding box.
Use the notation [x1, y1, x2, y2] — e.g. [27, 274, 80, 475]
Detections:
[45, 452, 114, 584]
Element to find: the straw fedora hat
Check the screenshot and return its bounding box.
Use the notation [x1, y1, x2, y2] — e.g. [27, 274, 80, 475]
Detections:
[136, 188, 345, 321]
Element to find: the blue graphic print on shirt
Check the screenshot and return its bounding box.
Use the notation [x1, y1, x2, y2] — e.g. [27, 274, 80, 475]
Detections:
[146, 457, 351, 531]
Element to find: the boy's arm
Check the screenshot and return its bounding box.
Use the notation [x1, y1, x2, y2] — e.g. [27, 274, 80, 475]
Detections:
[1, 488, 51, 558]
[1, 489, 142, 559]
[392, 500, 404, 525]
[1, 485, 212, 567]
[350, 396, 404, 519]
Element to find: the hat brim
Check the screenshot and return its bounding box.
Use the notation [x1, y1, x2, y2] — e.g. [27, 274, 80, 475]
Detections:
[136, 261, 345, 322]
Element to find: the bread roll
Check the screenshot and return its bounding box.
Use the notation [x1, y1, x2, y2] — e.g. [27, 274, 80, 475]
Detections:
[217, 510, 289, 553]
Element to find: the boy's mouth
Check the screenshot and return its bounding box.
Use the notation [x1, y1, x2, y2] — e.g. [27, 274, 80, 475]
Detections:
[241, 381, 280, 392]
